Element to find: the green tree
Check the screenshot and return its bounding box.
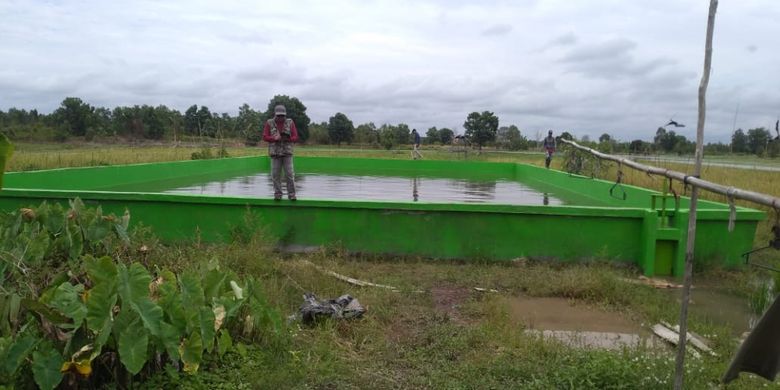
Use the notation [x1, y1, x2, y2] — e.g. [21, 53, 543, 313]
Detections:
[559, 131, 574, 141]
[237, 104, 261, 145]
[628, 140, 648, 154]
[141, 105, 165, 139]
[769, 140, 780, 158]
[54, 97, 95, 136]
[704, 142, 731, 155]
[378, 124, 397, 149]
[308, 121, 330, 144]
[654, 127, 679, 152]
[731, 128, 748, 153]
[438, 128, 454, 144]
[112, 106, 143, 138]
[183, 105, 213, 137]
[747, 127, 771, 155]
[599, 133, 612, 143]
[327, 113, 354, 145]
[425, 127, 439, 145]
[394, 123, 411, 145]
[672, 135, 693, 155]
[264, 95, 311, 143]
[463, 111, 499, 150]
[496, 125, 527, 150]
[354, 122, 378, 145]
[654, 127, 667, 150]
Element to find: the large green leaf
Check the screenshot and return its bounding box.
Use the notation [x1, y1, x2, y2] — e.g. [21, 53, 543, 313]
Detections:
[199, 307, 216, 352]
[93, 311, 114, 351]
[85, 207, 111, 242]
[21, 298, 69, 324]
[8, 293, 21, 330]
[179, 331, 203, 374]
[3, 334, 38, 375]
[111, 306, 138, 342]
[48, 283, 87, 329]
[215, 296, 244, 321]
[66, 222, 83, 260]
[118, 319, 148, 375]
[84, 257, 119, 345]
[68, 198, 86, 221]
[179, 271, 205, 333]
[202, 269, 227, 303]
[157, 271, 187, 333]
[43, 203, 66, 235]
[179, 271, 205, 307]
[133, 298, 163, 336]
[31, 343, 64, 390]
[24, 230, 50, 265]
[85, 282, 117, 334]
[117, 263, 162, 336]
[118, 263, 151, 304]
[159, 321, 182, 361]
[217, 330, 232, 357]
[85, 256, 118, 286]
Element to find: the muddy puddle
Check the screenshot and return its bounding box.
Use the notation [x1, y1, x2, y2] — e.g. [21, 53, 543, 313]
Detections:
[663, 287, 756, 335]
[500, 295, 657, 350]
[501, 296, 643, 334]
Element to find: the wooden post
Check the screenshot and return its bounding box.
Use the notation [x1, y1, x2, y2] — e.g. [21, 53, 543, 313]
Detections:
[674, 1, 718, 389]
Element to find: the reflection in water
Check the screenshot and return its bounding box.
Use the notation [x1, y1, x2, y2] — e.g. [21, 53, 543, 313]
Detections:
[461, 180, 497, 203]
[165, 173, 565, 206]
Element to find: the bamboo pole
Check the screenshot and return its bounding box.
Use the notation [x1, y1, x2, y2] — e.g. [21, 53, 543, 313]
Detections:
[559, 139, 780, 209]
[674, 1, 718, 387]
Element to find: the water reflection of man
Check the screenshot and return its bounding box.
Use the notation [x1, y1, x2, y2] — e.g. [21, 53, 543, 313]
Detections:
[413, 177, 419, 202]
[543, 193, 549, 206]
[262, 105, 299, 201]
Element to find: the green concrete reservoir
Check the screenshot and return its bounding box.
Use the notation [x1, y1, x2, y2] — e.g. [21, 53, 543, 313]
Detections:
[0, 156, 764, 276]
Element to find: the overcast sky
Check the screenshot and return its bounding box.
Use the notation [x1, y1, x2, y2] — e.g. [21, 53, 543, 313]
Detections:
[1, 0, 778, 142]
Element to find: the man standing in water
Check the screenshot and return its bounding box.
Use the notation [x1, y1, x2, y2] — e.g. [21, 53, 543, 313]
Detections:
[543, 130, 556, 169]
[263, 105, 299, 201]
[411, 128, 422, 160]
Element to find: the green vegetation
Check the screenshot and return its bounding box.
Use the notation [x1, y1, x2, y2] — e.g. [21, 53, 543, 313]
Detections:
[463, 110, 499, 150]
[0, 200, 283, 388]
[6, 95, 780, 161]
[0, 143, 778, 388]
[327, 112, 355, 146]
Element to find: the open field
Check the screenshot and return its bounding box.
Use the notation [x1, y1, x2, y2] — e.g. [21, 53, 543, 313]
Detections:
[4, 141, 780, 388]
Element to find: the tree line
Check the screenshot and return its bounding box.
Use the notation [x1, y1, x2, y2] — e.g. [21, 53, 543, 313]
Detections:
[0, 96, 510, 150]
[0, 96, 313, 144]
[569, 126, 780, 158]
[2, 96, 777, 157]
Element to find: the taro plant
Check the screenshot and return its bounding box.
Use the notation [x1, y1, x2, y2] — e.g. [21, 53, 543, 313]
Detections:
[0, 201, 283, 388]
[0, 198, 130, 297]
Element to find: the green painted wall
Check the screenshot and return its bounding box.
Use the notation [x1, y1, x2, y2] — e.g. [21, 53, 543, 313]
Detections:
[0, 156, 764, 276]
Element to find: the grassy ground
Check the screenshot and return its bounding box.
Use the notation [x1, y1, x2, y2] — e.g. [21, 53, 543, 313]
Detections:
[6, 141, 780, 388]
[131, 239, 769, 389]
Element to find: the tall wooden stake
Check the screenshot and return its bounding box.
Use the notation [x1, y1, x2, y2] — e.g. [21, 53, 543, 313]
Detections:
[674, 1, 718, 388]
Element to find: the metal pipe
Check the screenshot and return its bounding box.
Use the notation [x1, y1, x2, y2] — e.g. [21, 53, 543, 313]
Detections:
[559, 138, 780, 210]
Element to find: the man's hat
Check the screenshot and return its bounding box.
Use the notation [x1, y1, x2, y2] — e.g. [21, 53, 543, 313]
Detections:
[274, 105, 287, 116]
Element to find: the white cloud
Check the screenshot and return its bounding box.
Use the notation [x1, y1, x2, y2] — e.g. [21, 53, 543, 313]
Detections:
[0, 0, 779, 142]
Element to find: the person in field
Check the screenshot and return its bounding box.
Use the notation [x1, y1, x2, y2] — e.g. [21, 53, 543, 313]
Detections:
[543, 130, 556, 169]
[262, 104, 299, 201]
[411, 128, 423, 160]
